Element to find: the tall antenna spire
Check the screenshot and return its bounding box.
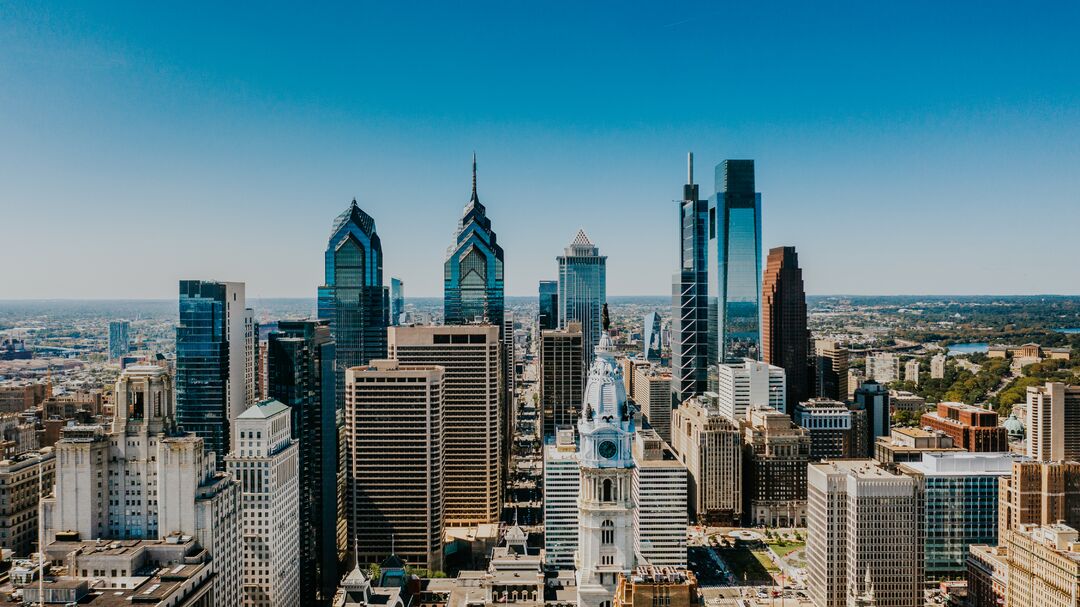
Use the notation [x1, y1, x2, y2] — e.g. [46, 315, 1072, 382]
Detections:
[471, 151, 478, 200]
[688, 152, 694, 185]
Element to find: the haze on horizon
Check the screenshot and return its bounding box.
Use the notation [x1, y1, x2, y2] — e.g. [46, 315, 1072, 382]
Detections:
[2, 2, 1079, 300]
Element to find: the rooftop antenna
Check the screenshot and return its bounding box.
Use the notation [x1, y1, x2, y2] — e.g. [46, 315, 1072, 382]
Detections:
[687, 152, 694, 185]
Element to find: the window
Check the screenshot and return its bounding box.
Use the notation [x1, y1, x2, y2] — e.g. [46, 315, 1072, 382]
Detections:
[601, 520, 614, 545]
[602, 479, 613, 502]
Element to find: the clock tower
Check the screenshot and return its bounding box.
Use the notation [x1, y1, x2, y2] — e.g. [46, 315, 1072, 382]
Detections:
[576, 305, 635, 607]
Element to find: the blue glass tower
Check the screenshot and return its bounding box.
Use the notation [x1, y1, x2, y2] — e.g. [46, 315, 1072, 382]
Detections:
[318, 200, 389, 410]
[707, 159, 762, 387]
[390, 277, 405, 326]
[558, 231, 606, 361]
[538, 280, 558, 330]
[643, 311, 661, 361]
[108, 320, 130, 360]
[444, 154, 504, 328]
[672, 153, 710, 406]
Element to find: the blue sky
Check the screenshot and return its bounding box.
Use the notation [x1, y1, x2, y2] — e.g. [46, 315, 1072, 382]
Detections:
[2, 1, 1079, 298]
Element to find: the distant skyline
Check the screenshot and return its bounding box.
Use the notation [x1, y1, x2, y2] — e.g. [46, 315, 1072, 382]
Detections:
[3, 2, 1080, 299]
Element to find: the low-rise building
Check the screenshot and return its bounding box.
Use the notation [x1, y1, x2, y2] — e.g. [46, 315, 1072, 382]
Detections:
[889, 390, 926, 414]
[920, 402, 1009, 453]
[613, 567, 699, 607]
[874, 427, 963, 469]
[0, 447, 55, 555]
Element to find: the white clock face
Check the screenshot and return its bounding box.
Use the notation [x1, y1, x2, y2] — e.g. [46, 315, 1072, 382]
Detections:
[598, 439, 618, 459]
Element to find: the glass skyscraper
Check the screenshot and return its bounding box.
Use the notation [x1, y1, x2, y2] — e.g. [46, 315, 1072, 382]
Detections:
[318, 200, 389, 410]
[707, 159, 762, 387]
[390, 277, 405, 326]
[267, 319, 344, 605]
[643, 311, 661, 361]
[672, 153, 709, 406]
[538, 280, 558, 330]
[444, 154, 504, 328]
[558, 230, 606, 361]
[108, 320, 130, 361]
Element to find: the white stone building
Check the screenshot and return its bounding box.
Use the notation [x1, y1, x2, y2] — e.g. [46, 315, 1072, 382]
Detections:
[631, 429, 687, 568]
[714, 360, 786, 419]
[543, 428, 579, 569]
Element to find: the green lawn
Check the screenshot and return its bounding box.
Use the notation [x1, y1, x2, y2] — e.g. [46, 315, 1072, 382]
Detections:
[770, 541, 806, 558]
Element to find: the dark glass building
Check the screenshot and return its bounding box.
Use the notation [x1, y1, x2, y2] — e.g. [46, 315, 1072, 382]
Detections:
[317, 199, 389, 410]
[761, 246, 810, 410]
[444, 154, 504, 328]
[707, 160, 762, 389]
[643, 311, 661, 361]
[538, 280, 559, 331]
[854, 380, 890, 457]
[390, 277, 404, 326]
[672, 153, 710, 407]
[267, 320, 343, 605]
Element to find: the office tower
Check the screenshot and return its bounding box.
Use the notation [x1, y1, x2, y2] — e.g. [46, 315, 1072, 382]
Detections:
[642, 312, 661, 362]
[707, 159, 762, 374]
[904, 358, 920, 385]
[390, 277, 404, 326]
[576, 329, 635, 607]
[853, 380, 889, 457]
[741, 405, 811, 527]
[244, 307, 259, 404]
[793, 398, 868, 460]
[761, 246, 809, 408]
[807, 460, 923, 607]
[930, 353, 947, 379]
[714, 360, 786, 419]
[874, 427, 962, 468]
[632, 364, 672, 443]
[266, 319, 343, 605]
[541, 322, 584, 437]
[558, 230, 606, 362]
[670, 395, 742, 524]
[0, 448, 55, 555]
[966, 544, 1008, 607]
[176, 279, 248, 462]
[345, 360, 444, 570]
[998, 461, 1080, 535]
[108, 320, 130, 361]
[867, 352, 901, 384]
[225, 399, 300, 607]
[613, 567, 699, 607]
[388, 325, 500, 525]
[920, 402, 1009, 452]
[671, 155, 710, 411]
[1004, 524, 1080, 607]
[1026, 382, 1080, 461]
[538, 280, 559, 330]
[632, 429, 687, 568]
[898, 453, 1015, 579]
[813, 340, 848, 401]
[444, 154, 505, 328]
[620, 357, 647, 402]
[318, 200, 390, 410]
[503, 312, 517, 479]
[544, 428, 580, 569]
[847, 368, 864, 400]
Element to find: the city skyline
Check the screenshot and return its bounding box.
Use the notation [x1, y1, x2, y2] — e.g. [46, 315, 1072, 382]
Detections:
[4, 3, 1080, 299]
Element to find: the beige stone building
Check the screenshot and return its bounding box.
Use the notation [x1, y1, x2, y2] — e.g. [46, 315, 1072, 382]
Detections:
[670, 395, 741, 524]
[0, 447, 55, 555]
[632, 365, 672, 443]
[741, 406, 810, 526]
[1026, 382, 1080, 461]
[1004, 524, 1080, 607]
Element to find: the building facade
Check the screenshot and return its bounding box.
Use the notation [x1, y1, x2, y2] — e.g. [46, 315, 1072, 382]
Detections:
[793, 398, 867, 460]
[538, 280, 559, 331]
[1026, 382, 1080, 461]
[632, 430, 687, 568]
[632, 365, 672, 443]
[543, 429, 580, 569]
[558, 230, 606, 367]
[1004, 524, 1080, 607]
[390, 277, 404, 326]
[741, 406, 810, 527]
[714, 360, 786, 419]
[920, 402, 1009, 452]
[813, 340, 848, 402]
[670, 395, 742, 524]
[444, 154, 505, 328]
[0, 448, 55, 555]
[853, 381, 890, 458]
[760, 246, 809, 409]
[541, 323, 584, 438]
[108, 320, 130, 361]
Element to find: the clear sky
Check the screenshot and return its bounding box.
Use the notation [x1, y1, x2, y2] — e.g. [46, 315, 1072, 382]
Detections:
[2, 1, 1079, 299]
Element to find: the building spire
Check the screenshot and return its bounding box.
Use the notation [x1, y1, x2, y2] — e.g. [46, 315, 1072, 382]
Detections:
[471, 151, 478, 202]
[688, 151, 694, 185]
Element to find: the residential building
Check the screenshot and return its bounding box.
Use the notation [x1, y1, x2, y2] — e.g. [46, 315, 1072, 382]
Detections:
[538, 280, 559, 331]
[671, 154, 710, 411]
[867, 353, 901, 384]
[714, 360, 786, 419]
[388, 325, 501, 525]
[874, 427, 963, 468]
[707, 159, 762, 369]
[176, 279, 248, 463]
[108, 320, 130, 361]
[813, 340, 848, 402]
[318, 200, 390, 411]
[741, 405, 810, 526]
[904, 358, 920, 385]
[541, 322, 584, 438]
[558, 230, 606, 365]
[345, 360, 444, 571]
[921, 402, 1009, 452]
[266, 319, 344, 605]
[543, 429, 580, 569]
[613, 567, 699, 607]
[1004, 524, 1080, 607]
[966, 544, 1008, 607]
[853, 381, 889, 458]
[390, 277, 404, 326]
[225, 399, 300, 607]
[670, 395, 742, 524]
[793, 398, 867, 460]
[930, 353, 947, 380]
[807, 460, 923, 607]
[444, 154, 504, 329]
[899, 453, 1016, 578]
[632, 430, 687, 568]
[1025, 382, 1080, 461]
[642, 312, 661, 362]
[632, 365, 672, 443]
[761, 246, 809, 409]
[0, 448, 55, 555]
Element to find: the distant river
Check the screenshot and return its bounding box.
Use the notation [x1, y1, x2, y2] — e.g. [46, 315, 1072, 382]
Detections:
[1057, 328, 1080, 334]
[947, 342, 988, 355]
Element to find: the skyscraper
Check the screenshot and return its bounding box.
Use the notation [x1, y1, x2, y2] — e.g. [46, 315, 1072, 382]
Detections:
[671, 152, 710, 408]
[558, 230, 606, 362]
[390, 277, 405, 326]
[539, 280, 559, 330]
[814, 340, 849, 401]
[761, 246, 809, 409]
[444, 154, 504, 328]
[707, 160, 762, 379]
[108, 320, 130, 361]
[853, 381, 890, 458]
[266, 319, 343, 605]
[714, 360, 786, 419]
[541, 322, 585, 437]
[176, 279, 248, 462]
[642, 311, 661, 361]
[318, 200, 389, 411]
[1026, 382, 1080, 461]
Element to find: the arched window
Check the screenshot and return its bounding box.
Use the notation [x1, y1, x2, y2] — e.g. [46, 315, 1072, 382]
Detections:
[601, 519, 615, 545]
[602, 479, 613, 502]
[600, 601, 612, 607]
